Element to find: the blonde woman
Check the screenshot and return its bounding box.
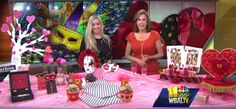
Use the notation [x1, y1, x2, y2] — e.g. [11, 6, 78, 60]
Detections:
[85, 15, 112, 64]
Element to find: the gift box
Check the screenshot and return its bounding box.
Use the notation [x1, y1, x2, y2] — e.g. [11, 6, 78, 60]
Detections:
[9, 71, 34, 102]
[37, 77, 46, 90]
[36, 73, 46, 90]
[195, 93, 209, 104]
[45, 74, 57, 94]
[178, 7, 214, 48]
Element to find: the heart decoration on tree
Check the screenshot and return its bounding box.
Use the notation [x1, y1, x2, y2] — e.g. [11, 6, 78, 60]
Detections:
[201, 48, 236, 81]
[26, 15, 36, 23]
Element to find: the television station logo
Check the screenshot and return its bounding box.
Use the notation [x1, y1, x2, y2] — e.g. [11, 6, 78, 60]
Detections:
[153, 85, 198, 107]
[168, 86, 189, 104]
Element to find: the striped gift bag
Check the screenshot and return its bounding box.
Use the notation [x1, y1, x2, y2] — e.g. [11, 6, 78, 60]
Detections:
[80, 79, 122, 107]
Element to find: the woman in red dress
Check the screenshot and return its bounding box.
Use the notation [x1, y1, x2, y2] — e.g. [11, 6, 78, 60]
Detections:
[125, 9, 164, 75]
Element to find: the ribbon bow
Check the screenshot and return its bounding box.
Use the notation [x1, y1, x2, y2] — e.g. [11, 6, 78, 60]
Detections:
[44, 74, 57, 81]
[178, 8, 214, 45]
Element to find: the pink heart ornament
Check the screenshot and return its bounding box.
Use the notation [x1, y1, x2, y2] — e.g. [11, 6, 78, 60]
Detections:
[31, 28, 36, 33]
[26, 15, 36, 23]
[17, 26, 21, 31]
[32, 46, 36, 50]
[6, 16, 13, 23]
[42, 29, 51, 36]
[10, 42, 14, 47]
[13, 10, 22, 18]
[44, 37, 48, 42]
[1, 23, 9, 32]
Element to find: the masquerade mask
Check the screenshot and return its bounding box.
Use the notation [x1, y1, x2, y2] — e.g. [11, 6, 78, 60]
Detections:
[50, 25, 83, 51]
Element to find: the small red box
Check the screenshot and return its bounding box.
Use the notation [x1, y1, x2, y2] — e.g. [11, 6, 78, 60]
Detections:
[37, 77, 46, 90]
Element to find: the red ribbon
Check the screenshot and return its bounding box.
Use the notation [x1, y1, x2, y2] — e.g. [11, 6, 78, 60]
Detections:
[45, 74, 56, 81]
[178, 8, 214, 45]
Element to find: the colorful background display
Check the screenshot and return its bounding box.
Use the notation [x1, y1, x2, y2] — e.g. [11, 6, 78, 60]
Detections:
[10, 1, 215, 64]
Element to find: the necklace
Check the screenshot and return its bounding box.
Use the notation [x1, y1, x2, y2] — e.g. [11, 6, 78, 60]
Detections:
[140, 40, 145, 58]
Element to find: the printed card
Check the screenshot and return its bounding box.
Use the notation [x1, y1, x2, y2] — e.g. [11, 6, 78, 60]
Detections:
[167, 46, 186, 68]
[167, 45, 203, 73]
[184, 46, 203, 72]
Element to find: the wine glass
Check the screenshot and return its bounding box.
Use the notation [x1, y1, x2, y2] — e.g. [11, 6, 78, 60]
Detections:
[141, 64, 147, 76]
[140, 64, 147, 85]
[131, 62, 137, 75]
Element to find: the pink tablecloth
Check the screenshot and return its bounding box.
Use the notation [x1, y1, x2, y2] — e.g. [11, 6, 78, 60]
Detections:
[0, 68, 236, 109]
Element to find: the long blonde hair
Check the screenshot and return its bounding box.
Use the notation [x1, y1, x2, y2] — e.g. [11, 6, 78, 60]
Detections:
[85, 15, 111, 52]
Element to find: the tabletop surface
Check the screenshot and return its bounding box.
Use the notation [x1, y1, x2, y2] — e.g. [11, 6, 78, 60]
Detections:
[0, 68, 236, 109]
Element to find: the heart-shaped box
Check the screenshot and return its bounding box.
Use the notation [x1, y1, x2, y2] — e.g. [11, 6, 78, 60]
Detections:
[201, 48, 236, 93]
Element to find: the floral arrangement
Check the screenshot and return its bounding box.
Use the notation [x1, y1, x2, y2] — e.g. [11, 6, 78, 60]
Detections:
[119, 85, 133, 93]
[67, 83, 79, 101]
[118, 74, 133, 102]
[73, 74, 83, 90]
[67, 84, 79, 93]
[118, 74, 130, 86]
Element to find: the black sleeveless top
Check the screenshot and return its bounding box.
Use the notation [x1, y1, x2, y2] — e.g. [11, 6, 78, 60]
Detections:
[95, 38, 112, 64]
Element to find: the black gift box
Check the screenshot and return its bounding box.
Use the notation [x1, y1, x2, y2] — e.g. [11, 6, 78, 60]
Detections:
[9, 71, 34, 102]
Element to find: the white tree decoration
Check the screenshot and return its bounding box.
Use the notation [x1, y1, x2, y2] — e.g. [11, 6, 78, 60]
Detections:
[1, 10, 50, 67]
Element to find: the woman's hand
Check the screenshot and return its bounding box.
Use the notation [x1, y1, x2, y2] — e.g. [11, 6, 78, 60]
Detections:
[136, 59, 146, 67]
[142, 55, 151, 62]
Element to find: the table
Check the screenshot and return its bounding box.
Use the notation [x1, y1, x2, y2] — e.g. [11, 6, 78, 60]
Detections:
[0, 68, 236, 109]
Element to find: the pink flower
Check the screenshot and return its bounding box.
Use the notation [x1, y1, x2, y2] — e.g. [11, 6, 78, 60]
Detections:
[56, 58, 62, 64]
[118, 74, 129, 81]
[43, 54, 54, 64]
[56, 58, 67, 65]
[60, 59, 66, 64]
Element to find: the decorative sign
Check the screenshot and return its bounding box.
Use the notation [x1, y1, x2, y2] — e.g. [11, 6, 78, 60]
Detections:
[0, 64, 16, 73]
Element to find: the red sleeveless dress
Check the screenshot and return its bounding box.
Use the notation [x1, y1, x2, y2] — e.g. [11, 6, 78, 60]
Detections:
[126, 30, 161, 75]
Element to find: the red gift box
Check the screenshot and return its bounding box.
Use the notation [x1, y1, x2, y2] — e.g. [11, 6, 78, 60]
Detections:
[37, 77, 46, 90]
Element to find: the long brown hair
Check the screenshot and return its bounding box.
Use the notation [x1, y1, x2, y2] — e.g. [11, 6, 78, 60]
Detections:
[133, 9, 151, 32]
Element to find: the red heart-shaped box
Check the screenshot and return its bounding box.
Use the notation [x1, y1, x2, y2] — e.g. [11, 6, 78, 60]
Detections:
[201, 48, 236, 93]
[201, 48, 236, 81]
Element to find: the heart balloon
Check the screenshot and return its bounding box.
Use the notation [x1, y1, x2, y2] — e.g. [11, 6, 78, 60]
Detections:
[201, 49, 236, 81]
